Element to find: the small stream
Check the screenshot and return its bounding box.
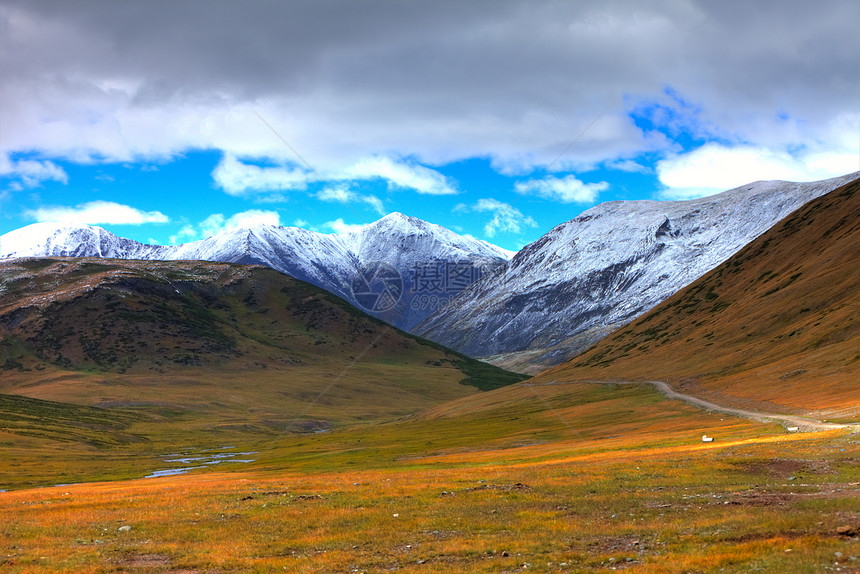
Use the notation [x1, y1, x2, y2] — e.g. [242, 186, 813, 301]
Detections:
[145, 446, 258, 479]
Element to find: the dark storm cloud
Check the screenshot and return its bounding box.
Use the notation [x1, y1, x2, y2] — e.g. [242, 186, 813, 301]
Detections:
[1, 0, 858, 171]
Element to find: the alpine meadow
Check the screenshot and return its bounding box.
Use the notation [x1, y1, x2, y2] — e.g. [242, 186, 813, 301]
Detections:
[1, 1, 859, 572]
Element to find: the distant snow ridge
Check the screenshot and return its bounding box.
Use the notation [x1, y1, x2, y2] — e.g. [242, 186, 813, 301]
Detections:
[0, 222, 171, 260]
[0, 213, 511, 331]
[415, 172, 860, 371]
[4, 173, 857, 368]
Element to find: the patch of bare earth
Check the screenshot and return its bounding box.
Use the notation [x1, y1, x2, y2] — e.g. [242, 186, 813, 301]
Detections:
[116, 553, 211, 573]
[731, 457, 832, 477]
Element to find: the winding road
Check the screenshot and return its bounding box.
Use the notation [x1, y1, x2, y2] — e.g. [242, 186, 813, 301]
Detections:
[530, 379, 860, 433]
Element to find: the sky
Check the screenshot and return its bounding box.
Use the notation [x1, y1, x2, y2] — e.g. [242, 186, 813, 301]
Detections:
[1, 0, 858, 251]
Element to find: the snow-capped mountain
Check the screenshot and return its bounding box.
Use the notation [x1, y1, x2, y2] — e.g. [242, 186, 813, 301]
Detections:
[0, 213, 512, 331]
[415, 172, 860, 373]
[0, 222, 175, 260]
[339, 214, 515, 330]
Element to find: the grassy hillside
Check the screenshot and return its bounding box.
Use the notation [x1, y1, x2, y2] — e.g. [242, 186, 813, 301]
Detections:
[0, 257, 524, 486]
[535, 177, 860, 419]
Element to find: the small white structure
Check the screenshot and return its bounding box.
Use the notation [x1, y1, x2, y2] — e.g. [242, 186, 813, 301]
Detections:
[786, 427, 799, 433]
[702, 435, 714, 443]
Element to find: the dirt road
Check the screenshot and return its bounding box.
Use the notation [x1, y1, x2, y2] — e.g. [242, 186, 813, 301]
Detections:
[531, 379, 860, 432]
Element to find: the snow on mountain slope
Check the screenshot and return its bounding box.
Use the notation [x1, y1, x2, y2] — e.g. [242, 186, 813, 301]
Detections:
[415, 172, 860, 373]
[0, 221, 172, 260]
[0, 213, 510, 331]
[167, 225, 360, 304]
[342, 213, 513, 329]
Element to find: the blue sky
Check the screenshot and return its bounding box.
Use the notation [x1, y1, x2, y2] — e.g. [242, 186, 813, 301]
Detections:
[1, 1, 858, 251]
[0, 145, 659, 250]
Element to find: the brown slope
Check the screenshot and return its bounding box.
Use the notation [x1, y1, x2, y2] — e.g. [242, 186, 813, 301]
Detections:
[533, 177, 860, 420]
[0, 258, 524, 438]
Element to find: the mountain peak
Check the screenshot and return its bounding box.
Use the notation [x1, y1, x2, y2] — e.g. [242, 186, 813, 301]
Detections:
[538, 176, 860, 416]
[1, 222, 113, 259]
[416, 171, 860, 373]
[370, 212, 427, 231]
[379, 211, 412, 222]
[0, 210, 512, 333]
[2, 220, 100, 240]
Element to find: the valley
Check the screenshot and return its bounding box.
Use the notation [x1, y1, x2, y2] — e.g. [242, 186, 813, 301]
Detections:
[0, 257, 524, 488]
[1, 175, 859, 572]
[0, 379, 857, 573]
[3, 2, 859, 571]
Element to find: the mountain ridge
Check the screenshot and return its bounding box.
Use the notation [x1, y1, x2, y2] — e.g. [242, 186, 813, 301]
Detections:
[4, 173, 859, 372]
[415, 171, 860, 372]
[533, 176, 860, 419]
[0, 212, 511, 332]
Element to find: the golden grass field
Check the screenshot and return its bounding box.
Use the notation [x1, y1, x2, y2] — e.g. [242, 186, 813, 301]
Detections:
[1, 381, 858, 573]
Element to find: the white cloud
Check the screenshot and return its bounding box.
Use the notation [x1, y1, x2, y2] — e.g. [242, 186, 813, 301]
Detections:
[515, 175, 608, 203]
[361, 195, 385, 216]
[169, 210, 281, 242]
[607, 159, 650, 173]
[345, 157, 457, 195]
[210, 153, 450, 205]
[322, 218, 366, 234]
[458, 198, 538, 237]
[1, 158, 69, 188]
[212, 154, 309, 197]
[198, 209, 281, 238]
[1, 1, 858, 197]
[169, 224, 197, 245]
[27, 200, 168, 225]
[293, 218, 310, 228]
[316, 187, 351, 203]
[316, 186, 385, 215]
[656, 141, 859, 199]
